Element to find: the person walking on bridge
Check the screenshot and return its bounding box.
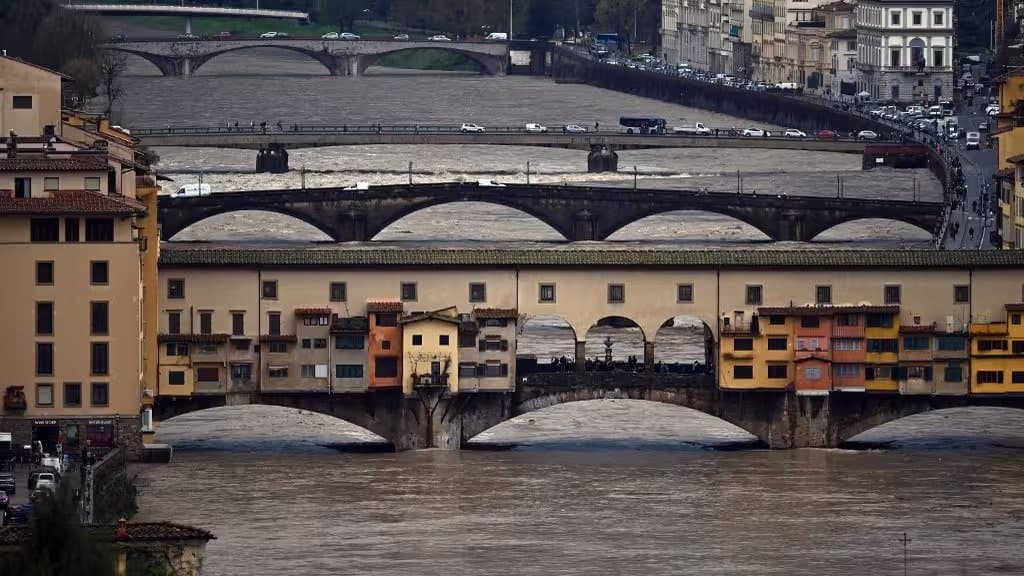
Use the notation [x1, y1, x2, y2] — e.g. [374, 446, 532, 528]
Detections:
[595, 121, 599, 132]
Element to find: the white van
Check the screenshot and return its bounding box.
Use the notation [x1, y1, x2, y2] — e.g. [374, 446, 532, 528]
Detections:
[172, 184, 212, 197]
[775, 82, 800, 91]
[484, 32, 508, 41]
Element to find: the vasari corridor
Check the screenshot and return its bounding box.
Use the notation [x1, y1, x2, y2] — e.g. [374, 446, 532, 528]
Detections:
[0, 0, 1023, 574]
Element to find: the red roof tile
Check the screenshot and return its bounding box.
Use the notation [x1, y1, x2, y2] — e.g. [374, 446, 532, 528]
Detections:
[367, 300, 403, 312]
[1005, 303, 1024, 311]
[158, 333, 230, 343]
[0, 190, 145, 215]
[294, 307, 332, 316]
[473, 308, 518, 319]
[0, 157, 109, 172]
[759, 305, 900, 316]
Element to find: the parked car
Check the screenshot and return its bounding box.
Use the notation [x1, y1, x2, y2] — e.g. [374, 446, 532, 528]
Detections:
[525, 123, 548, 133]
[0, 491, 8, 510]
[979, 121, 990, 131]
[816, 129, 839, 140]
[742, 128, 767, 137]
[393, 34, 410, 41]
[109, 34, 127, 43]
[340, 32, 361, 41]
[259, 32, 287, 39]
[965, 131, 981, 150]
[177, 33, 199, 40]
[673, 122, 712, 135]
[460, 123, 485, 133]
[563, 124, 588, 133]
[783, 128, 807, 138]
[0, 473, 14, 496]
[857, 130, 879, 140]
[321, 32, 339, 39]
[428, 35, 452, 42]
[214, 32, 233, 40]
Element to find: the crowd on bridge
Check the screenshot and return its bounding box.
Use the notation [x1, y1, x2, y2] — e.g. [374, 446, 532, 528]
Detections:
[542, 356, 712, 375]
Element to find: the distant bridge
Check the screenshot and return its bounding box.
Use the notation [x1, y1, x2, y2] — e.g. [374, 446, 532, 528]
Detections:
[157, 181, 944, 242]
[103, 39, 507, 76]
[64, 4, 308, 21]
[132, 124, 874, 152]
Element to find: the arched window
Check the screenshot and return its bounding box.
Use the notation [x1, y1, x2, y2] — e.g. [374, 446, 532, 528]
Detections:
[908, 38, 926, 69]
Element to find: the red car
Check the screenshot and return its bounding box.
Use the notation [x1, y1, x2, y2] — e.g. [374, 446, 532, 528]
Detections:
[816, 129, 839, 140]
[214, 32, 233, 41]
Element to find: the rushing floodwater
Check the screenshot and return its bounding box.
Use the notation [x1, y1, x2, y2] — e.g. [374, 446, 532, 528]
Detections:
[114, 49, 1024, 576]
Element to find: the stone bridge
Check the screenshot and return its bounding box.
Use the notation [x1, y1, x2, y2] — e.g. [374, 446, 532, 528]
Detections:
[152, 373, 1024, 451]
[104, 39, 508, 76]
[156, 181, 943, 242]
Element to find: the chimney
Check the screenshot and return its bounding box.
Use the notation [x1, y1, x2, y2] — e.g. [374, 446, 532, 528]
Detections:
[115, 518, 128, 539]
[6, 131, 16, 159]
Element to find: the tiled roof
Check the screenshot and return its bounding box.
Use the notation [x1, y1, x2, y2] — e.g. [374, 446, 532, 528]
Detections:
[759, 305, 900, 316]
[473, 308, 518, 319]
[158, 333, 230, 344]
[0, 54, 69, 79]
[158, 247, 1024, 269]
[366, 300, 403, 312]
[294, 307, 332, 316]
[828, 29, 857, 38]
[331, 316, 369, 334]
[1005, 303, 1024, 311]
[0, 190, 145, 215]
[0, 157, 109, 172]
[1008, 154, 1024, 164]
[400, 312, 460, 325]
[899, 323, 936, 333]
[0, 522, 214, 546]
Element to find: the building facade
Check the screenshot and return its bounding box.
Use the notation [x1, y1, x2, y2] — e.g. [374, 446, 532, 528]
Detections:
[0, 55, 158, 457]
[993, 65, 1024, 249]
[855, 0, 954, 102]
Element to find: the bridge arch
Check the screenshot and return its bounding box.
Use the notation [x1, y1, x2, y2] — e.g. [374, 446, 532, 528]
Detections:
[160, 206, 335, 242]
[188, 44, 338, 76]
[105, 47, 184, 77]
[838, 404, 1024, 446]
[516, 314, 579, 369]
[368, 199, 574, 241]
[601, 208, 774, 242]
[467, 398, 760, 448]
[653, 315, 716, 372]
[808, 215, 936, 242]
[356, 46, 502, 76]
[583, 315, 646, 369]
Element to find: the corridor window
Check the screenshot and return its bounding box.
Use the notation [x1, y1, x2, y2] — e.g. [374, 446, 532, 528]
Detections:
[30, 218, 59, 242]
[12, 95, 32, 109]
[815, 285, 832, 305]
[734, 365, 754, 379]
[539, 283, 556, 303]
[836, 314, 859, 327]
[376, 313, 397, 327]
[400, 282, 417, 302]
[36, 261, 54, 285]
[314, 338, 327, 349]
[262, 280, 278, 299]
[796, 337, 822, 351]
[954, 285, 969, 304]
[84, 178, 101, 192]
[767, 364, 787, 379]
[769, 315, 785, 325]
[884, 285, 901, 305]
[165, 343, 188, 356]
[607, 284, 625, 304]
[268, 341, 288, 353]
[330, 282, 347, 302]
[1013, 371, 1024, 384]
[65, 218, 79, 242]
[745, 285, 762, 306]
[677, 283, 693, 303]
[84, 218, 113, 242]
[167, 278, 185, 299]
[91, 261, 108, 285]
[469, 283, 486, 303]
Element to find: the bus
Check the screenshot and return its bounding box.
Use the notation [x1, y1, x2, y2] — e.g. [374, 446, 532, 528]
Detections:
[619, 116, 667, 134]
[595, 33, 620, 47]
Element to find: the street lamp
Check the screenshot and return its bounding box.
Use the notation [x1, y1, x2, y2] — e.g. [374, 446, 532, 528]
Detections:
[509, 0, 513, 40]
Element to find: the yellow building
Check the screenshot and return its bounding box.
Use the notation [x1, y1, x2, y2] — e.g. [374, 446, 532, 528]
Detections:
[970, 304, 1024, 393]
[0, 55, 158, 457]
[718, 312, 793, 391]
[864, 307, 900, 392]
[400, 308, 460, 395]
[993, 64, 1024, 248]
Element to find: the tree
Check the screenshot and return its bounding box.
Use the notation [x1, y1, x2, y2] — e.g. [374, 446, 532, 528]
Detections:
[0, 487, 114, 576]
[61, 58, 101, 108]
[99, 52, 128, 118]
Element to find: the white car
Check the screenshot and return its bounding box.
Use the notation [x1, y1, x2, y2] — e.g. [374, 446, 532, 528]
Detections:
[986, 104, 1001, 116]
[563, 124, 588, 133]
[461, 123, 485, 133]
[742, 128, 768, 137]
[321, 32, 339, 39]
[393, 34, 410, 41]
[35, 472, 57, 493]
[965, 131, 981, 150]
[260, 32, 285, 39]
[428, 35, 452, 42]
[340, 32, 361, 41]
[783, 128, 806, 138]
[525, 123, 548, 133]
[857, 130, 879, 140]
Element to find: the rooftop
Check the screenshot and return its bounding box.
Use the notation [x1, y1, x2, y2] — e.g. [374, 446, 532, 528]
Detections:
[758, 305, 900, 316]
[0, 157, 109, 172]
[0, 54, 69, 79]
[0, 190, 145, 215]
[158, 246, 1024, 269]
[0, 522, 214, 546]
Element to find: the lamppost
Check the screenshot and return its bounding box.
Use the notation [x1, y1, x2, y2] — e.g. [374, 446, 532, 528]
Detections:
[509, 0, 513, 40]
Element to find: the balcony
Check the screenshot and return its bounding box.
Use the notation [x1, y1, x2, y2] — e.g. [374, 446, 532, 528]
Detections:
[970, 323, 1008, 336]
[3, 387, 26, 412]
[412, 373, 450, 389]
[832, 325, 865, 338]
[886, 65, 950, 74]
[720, 320, 758, 336]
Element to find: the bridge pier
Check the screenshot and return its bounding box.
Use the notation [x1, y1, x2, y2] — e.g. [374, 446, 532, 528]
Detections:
[573, 210, 596, 241]
[587, 145, 618, 172]
[256, 144, 289, 173]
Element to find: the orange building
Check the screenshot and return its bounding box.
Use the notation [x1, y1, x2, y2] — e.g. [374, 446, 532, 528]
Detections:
[366, 300, 403, 389]
[831, 308, 867, 392]
[791, 309, 833, 396]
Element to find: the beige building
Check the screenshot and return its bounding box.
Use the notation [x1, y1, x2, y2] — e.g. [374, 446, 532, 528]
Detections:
[401, 308, 460, 394]
[0, 56, 157, 457]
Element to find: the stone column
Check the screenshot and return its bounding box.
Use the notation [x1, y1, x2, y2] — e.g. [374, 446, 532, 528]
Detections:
[575, 340, 586, 373]
[643, 341, 655, 370]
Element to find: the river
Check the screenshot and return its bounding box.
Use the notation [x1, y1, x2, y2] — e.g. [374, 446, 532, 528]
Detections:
[117, 50, 1024, 576]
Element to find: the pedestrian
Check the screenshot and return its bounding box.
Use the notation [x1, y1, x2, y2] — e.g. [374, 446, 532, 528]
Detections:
[595, 121, 600, 132]
[715, 128, 719, 137]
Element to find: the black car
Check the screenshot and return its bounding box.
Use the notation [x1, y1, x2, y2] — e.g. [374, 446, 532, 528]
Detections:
[0, 473, 14, 496]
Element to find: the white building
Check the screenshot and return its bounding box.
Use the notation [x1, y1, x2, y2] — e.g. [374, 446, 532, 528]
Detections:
[662, 0, 731, 73]
[855, 0, 954, 102]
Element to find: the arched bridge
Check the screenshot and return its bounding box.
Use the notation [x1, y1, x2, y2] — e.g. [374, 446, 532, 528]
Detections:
[153, 373, 1024, 451]
[132, 124, 873, 152]
[104, 39, 508, 76]
[156, 181, 944, 242]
